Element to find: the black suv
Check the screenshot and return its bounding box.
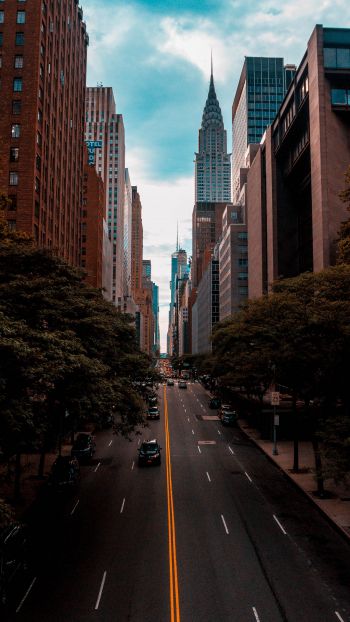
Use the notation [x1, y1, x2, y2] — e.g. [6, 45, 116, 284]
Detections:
[138, 440, 162, 466]
[71, 433, 95, 462]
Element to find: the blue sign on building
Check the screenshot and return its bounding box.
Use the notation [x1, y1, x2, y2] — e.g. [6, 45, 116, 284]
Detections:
[86, 140, 102, 166]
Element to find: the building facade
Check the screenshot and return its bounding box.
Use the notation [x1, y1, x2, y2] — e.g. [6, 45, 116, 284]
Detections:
[85, 87, 125, 304]
[246, 25, 350, 298]
[192, 201, 227, 288]
[219, 205, 248, 320]
[131, 186, 143, 296]
[192, 257, 219, 354]
[232, 57, 295, 204]
[0, 0, 88, 266]
[81, 155, 104, 290]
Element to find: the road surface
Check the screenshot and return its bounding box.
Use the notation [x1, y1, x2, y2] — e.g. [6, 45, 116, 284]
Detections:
[6, 382, 350, 621]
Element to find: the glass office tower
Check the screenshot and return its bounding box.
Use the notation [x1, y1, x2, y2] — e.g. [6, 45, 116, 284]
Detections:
[232, 57, 294, 203]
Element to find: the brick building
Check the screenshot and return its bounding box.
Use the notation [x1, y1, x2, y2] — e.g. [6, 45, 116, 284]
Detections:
[247, 25, 350, 298]
[192, 201, 227, 288]
[0, 0, 88, 267]
[131, 186, 143, 296]
[81, 154, 105, 290]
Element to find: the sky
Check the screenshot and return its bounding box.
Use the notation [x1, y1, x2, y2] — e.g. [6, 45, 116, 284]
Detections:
[83, 0, 350, 351]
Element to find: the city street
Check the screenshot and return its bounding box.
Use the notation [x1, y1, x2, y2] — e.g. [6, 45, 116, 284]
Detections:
[7, 383, 350, 622]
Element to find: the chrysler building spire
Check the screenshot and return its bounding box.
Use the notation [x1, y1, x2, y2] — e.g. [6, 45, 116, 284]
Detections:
[194, 58, 231, 202]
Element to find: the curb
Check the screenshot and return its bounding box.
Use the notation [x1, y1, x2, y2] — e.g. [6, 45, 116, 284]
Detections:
[237, 420, 350, 546]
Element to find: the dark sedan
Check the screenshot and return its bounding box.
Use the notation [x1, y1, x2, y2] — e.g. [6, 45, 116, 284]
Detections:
[138, 440, 162, 466]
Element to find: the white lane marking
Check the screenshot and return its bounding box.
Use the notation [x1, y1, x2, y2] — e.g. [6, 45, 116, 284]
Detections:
[252, 607, 261, 621]
[120, 498, 126, 514]
[228, 446, 235, 455]
[16, 577, 37, 613]
[94, 571, 107, 610]
[206, 472, 211, 482]
[108, 440, 113, 447]
[273, 514, 287, 535]
[184, 408, 187, 413]
[192, 429, 195, 435]
[217, 429, 222, 435]
[137, 438, 140, 446]
[197, 446, 202, 454]
[245, 472, 253, 483]
[131, 461, 135, 471]
[221, 514, 229, 535]
[70, 499, 80, 515]
[94, 462, 101, 473]
[335, 613, 346, 622]
[187, 417, 190, 422]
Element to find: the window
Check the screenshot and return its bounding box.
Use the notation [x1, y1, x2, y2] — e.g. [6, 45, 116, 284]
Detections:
[15, 32, 24, 46]
[13, 77, 22, 92]
[36, 154, 41, 170]
[0, 12, 4, 24]
[10, 148, 19, 162]
[17, 11, 26, 24]
[0, 33, 3, 47]
[11, 124, 20, 138]
[8, 195, 17, 211]
[12, 100, 21, 114]
[331, 88, 350, 106]
[9, 172, 19, 186]
[324, 47, 350, 69]
[35, 177, 40, 193]
[14, 55, 23, 68]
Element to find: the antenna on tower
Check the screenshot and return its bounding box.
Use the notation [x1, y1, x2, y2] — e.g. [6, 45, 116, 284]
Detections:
[176, 221, 179, 252]
[211, 49, 213, 79]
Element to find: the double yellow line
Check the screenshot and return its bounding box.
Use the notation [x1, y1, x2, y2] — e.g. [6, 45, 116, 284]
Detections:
[164, 386, 181, 622]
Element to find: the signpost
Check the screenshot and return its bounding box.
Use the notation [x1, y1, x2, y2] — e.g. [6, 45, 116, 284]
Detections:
[271, 391, 280, 455]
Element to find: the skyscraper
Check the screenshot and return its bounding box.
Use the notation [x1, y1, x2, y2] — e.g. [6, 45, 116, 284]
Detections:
[192, 64, 232, 290]
[85, 87, 125, 304]
[195, 61, 231, 203]
[0, 0, 88, 266]
[232, 57, 295, 203]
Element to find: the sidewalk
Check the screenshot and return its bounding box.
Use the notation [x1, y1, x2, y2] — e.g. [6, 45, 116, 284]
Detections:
[238, 418, 350, 542]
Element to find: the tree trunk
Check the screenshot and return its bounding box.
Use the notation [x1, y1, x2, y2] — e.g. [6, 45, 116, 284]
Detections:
[14, 452, 21, 501]
[311, 434, 325, 497]
[292, 390, 299, 472]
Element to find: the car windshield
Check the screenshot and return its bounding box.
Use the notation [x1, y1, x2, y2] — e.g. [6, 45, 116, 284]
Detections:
[141, 443, 158, 452]
[74, 435, 89, 447]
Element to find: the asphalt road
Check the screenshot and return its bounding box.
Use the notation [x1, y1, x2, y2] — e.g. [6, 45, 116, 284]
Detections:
[5, 382, 350, 621]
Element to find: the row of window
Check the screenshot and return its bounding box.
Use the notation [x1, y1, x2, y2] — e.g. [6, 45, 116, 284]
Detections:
[0, 54, 23, 68]
[0, 11, 26, 24]
[0, 32, 26, 46]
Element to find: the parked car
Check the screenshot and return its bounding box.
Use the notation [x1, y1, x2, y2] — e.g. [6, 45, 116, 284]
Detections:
[71, 433, 95, 462]
[221, 411, 238, 426]
[219, 404, 238, 425]
[0, 523, 30, 605]
[47, 455, 80, 490]
[209, 397, 221, 409]
[138, 439, 162, 466]
[178, 381, 187, 389]
[148, 395, 158, 406]
[166, 379, 174, 386]
[147, 406, 160, 420]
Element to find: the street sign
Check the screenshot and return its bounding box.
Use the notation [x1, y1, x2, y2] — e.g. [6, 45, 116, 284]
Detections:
[274, 414, 280, 426]
[271, 391, 280, 406]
